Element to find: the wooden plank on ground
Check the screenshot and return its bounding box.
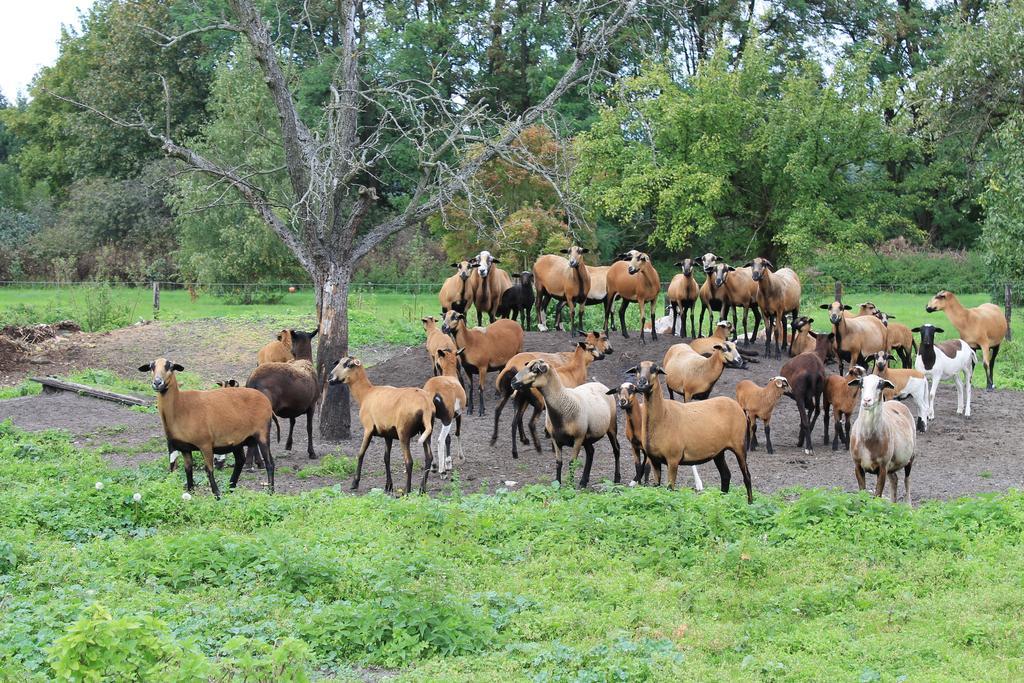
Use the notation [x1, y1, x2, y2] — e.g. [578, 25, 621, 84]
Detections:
[30, 377, 152, 407]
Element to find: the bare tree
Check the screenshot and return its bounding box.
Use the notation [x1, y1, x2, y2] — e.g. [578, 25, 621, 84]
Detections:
[61, 0, 653, 439]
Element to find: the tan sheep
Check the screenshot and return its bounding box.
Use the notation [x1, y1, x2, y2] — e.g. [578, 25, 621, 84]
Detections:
[422, 315, 457, 375]
[424, 348, 467, 475]
[469, 250, 513, 325]
[748, 257, 801, 359]
[257, 329, 294, 365]
[605, 250, 661, 342]
[822, 366, 865, 451]
[926, 290, 1008, 390]
[439, 260, 478, 315]
[442, 310, 524, 416]
[666, 258, 701, 337]
[139, 358, 275, 497]
[661, 341, 742, 401]
[818, 299, 887, 373]
[533, 246, 592, 334]
[629, 361, 752, 501]
[328, 357, 436, 495]
[734, 376, 791, 454]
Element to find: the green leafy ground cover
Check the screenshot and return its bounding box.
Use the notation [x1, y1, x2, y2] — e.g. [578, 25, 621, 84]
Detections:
[1, 423, 1023, 681]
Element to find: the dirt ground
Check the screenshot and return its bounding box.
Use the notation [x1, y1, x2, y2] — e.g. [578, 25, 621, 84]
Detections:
[1, 323, 1021, 501]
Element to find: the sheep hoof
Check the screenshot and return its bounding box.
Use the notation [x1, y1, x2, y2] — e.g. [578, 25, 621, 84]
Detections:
[308, 452, 318, 460]
[803, 448, 812, 455]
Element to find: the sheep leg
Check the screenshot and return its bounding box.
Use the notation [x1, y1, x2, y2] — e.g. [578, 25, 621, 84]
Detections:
[183, 451, 195, 492]
[690, 466, 704, 491]
[987, 344, 1000, 391]
[382, 436, 394, 493]
[535, 292, 547, 331]
[732, 304, 740, 342]
[490, 390, 512, 446]
[553, 443, 564, 485]
[698, 303, 707, 337]
[607, 432, 621, 484]
[455, 414, 466, 463]
[650, 459, 662, 486]
[528, 405, 543, 452]
[352, 432, 372, 491]
[831, 415, 841, 452]
[465, 371, 476, 414]
[305, 410, 316, 459]
[618, 299, 629, 339]
[855, 463, 866, 491]
[764, 313, 774, 358]
[873, 465, 887, 498]
[419, 440, 433, 494]
[843, 415, 851, 449]
[201, 448, 221, 500]
[822, 401, 831, 446]
[648, 298, 658, 341]
[509, 399, 526, 459]
[888, 470, 899, 503]
[671, 303, 679, 338]
[630, 443, 643, 484]
[688, 305, 696, 339]
[577, 301, 587, 337]
[579, 442, 595, 489]
[795, 397, 809, 453]
[764, 422, 774, 455]
[229, 446, 246, 489]
[477, 371, 487, 416]
[748, 420, 758, 450]
[712, 452, 731, 493]
[805, 392, 821, 454]
[285, 417, 296, 451]
[734, 449, 753, 504]
[666, 461, 679, 490]
[259, 440, 274, 494]
[398, 438, 415, 496]
[903, 462, 913, 507]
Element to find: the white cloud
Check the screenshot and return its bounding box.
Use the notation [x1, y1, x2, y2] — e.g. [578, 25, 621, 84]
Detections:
[0, 1, 95, 101]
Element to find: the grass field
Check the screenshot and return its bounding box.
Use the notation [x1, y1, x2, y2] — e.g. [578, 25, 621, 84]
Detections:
[1, 285, 1021, 388]
[1, 422, 1023, 681]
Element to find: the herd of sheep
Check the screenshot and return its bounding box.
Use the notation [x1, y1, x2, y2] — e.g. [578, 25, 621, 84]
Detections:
[138, 248, 1009, 504]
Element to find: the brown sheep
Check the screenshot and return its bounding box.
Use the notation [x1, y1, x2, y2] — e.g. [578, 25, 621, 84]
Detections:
[245, 359, 320, 464]
[424, 348, 467, 475]
[822, 366, 865, 451]
[533, 246, 592, 334]
[689, 320, 734, 354]
[510, 360, 620, 488]
[667, 258, 701, 337]
[491, 332, 612, 458]
[258, 330, 294, 365]
[926, 290, 1008, 390]
[139, 358, 275, 497]
[707, 263, 763, 344]
[442, 310, 524, 416]
[735, 376, 790, 454]
[629, 361, 752, 501]
[661, 341, 742, 401]
[328, 356, 436, 495]
[872, 311, 916, 368]
[469, 250, 514, 325]
[438, 259, 478, 315]
[748, 257, 801, 359]
[818, 300, 887, 373]
[422, 316, 457, 375]
[780, 333, 831, 455]
[605, 250, 661, 342]
[789, 316, 817, 357]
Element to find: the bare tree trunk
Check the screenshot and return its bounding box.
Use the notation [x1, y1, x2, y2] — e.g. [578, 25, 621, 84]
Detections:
[316, 263, 352, 439]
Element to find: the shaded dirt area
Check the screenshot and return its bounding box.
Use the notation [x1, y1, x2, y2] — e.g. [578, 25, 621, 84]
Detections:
[1, 327, 1022, 501]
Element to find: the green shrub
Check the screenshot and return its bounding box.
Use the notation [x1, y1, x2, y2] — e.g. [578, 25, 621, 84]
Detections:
[48, 604, 211, 682]
[295, 453, 356, 479]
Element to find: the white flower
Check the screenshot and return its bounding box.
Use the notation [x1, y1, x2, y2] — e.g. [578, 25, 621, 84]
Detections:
[181, 492, 192, 501]
[94, 481, 104, 491]
[132, 492, 142, 502]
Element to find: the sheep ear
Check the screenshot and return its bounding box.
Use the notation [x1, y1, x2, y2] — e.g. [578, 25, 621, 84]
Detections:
[742, 261, 753, 267]
[884, 314, 895, 319]
[673, 261, 683, 267]
[171, 363, 184, 372]
[654, 365, 667, 375]
[310, 326, 319, 337]
[763, 260, 774, 269]
[843, 305, 852, 311]
[605, 387, 618, 395]
[330, 359, 341, 369]
[624, 365, 638, 375]
[436, 349, 448, 357]
[456, 347, 466, 356]
[215, 381, 224, 387]
[727, 266, 735, 272]
[806, 317, 814, 324]
[576, 341, 587, 349]
[559, 249, 569, 254]
[818, 304, 829, 310]
[581, 248, 590, 253]
[911, 327, 921, 333]
[847, 378, 862, 387]
[934, 327, 944, 333]
[137, 363, 153, 372]
[881, 379, 896, 391]
[701, 352, 714, 358]
[491, 257, 501, 263]
[450, 262, 459, 268]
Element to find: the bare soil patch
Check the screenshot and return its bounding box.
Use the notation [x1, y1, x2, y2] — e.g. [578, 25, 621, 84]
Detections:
[1, 327, 1021, 501]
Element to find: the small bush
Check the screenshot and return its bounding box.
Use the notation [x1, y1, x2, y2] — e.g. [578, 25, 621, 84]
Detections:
[49, 604, 211, 682]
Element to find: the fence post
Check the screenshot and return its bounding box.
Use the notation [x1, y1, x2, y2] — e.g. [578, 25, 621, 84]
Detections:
[834, 281, 842, 303]
[1006, 284, 1012, 341]
[152, 281, 160, 319]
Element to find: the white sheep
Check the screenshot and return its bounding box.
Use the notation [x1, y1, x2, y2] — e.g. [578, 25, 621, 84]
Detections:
[912, 323, 976, 419]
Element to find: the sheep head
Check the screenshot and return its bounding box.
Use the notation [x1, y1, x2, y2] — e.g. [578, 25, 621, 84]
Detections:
[327, 357, 363, 385]
[791, 316, 814, 333]
[850, 373, 896, 411]
[511, 359, 550, 390]
[585, 330, 613, 356]
[858, 301, 878, 317]
[607, 382, 640, 411]
[137, 358, 184, 394]
[451, 259, 477, 281]
[695, 252, 719, 273]
[475, 250, 500, 277]
[748, 257, 774, 282]
[819, 300, 852, 324]
[559, 245, 590, 268]
[925, 290, 951, 313]
[910, 323, 944, 346]
[626, 251, 651, 275]
[441, 310, 465, 335]
[214, 379, 239, 388]
[712, 262, 736, 287]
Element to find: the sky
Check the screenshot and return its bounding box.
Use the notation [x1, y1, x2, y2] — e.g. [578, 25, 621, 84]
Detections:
[0, 0, 95, 101]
